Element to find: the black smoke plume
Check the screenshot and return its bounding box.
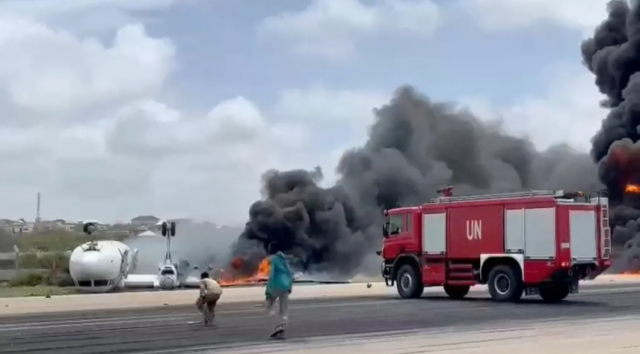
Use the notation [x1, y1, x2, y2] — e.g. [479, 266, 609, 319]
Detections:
[582, 0, 640, 271]
[228, 87, 602, 278]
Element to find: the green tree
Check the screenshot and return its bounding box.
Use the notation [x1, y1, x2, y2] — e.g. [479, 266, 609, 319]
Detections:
[15, 229, 129, 252]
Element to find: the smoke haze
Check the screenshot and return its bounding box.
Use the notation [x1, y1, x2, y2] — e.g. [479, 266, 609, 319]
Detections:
[582, 0, 640, 272]
[126, 222, 242, 274]
[229, 87, 602, 277]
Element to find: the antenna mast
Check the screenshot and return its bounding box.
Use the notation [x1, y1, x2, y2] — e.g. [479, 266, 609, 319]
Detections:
[35, 192, 41, 227]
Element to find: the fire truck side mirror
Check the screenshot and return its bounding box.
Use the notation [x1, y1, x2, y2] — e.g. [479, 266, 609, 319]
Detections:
[382, 224, 389, 238]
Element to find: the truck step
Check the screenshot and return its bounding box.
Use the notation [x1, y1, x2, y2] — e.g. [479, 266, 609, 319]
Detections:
[447, 272, 475, 279]
[446, 280, 476, 286]
[448, 264, 473, 270]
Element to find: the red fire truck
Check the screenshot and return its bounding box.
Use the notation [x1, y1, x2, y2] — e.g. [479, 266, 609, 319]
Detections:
[380, 188, 612, 302]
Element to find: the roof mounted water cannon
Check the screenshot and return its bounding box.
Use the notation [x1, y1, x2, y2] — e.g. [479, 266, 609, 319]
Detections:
[559, 190, 584, 199]
[437, 186, 453, 197]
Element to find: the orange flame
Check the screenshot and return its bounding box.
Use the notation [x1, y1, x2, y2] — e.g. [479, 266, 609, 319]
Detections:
[217, 257, 270, 286]
[626, 184, 640, 194]
[257, 257, 270, 276]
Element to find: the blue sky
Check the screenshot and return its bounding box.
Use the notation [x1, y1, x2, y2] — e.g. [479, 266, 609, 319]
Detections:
[0, 0, 612, 222]
[147, 0, 586, 108]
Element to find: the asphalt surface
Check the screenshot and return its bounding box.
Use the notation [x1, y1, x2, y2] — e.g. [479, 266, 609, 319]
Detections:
[1, 284, 640, 354]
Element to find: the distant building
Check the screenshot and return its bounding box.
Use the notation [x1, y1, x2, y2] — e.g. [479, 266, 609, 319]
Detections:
[9, 221, 33, 234]
[38, 219, 76, 232]
[130, 215, 160, 227]
[137, 230, 159, 237]
[169, 218, 193, 225]
[0, 219, 27, 234]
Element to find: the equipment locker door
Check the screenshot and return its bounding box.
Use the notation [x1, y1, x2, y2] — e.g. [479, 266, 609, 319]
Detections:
[569, 210, 598, 262]
[423, 212, 446, 255]
[523, 208, 556, 260]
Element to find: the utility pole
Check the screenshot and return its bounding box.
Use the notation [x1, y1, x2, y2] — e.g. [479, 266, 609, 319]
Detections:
[35, 192, 41, 230]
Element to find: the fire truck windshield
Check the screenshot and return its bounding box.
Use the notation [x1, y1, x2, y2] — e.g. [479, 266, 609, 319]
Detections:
[385, 214, 403, 236]
[382, 213, 389, 237]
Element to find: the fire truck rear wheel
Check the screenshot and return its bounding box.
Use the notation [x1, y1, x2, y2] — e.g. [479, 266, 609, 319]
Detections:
[487, 265, 523, 302]
[539, 284, 570, 303]
[444, 285, 470, 299]
[396, 264, 424, 299]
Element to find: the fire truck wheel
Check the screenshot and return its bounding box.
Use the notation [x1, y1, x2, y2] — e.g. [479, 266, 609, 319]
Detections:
[396, 264, 424, 299]
[487, 265, 523, 302]
[539, 285, 570, 303]
[443, 285, 470, 299]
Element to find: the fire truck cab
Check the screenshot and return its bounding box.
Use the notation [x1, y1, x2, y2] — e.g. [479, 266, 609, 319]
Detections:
[380, 188, 612, 303]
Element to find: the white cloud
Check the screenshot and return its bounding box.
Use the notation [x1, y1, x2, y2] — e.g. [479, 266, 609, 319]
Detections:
[105, 97, 308, 165]
[0, 0, 374, 224]
[272, 86, 390, 180]
[273, 86, 385, 186]
[0, 1, 313, 224]
[258, 0, 440, 60]
[0, 96, 315, 223]
[99, 97, 312, 223]
[461, 66, 608, 152]
[0, 0, 177, 17]
[0, 0, 189, 33]
[0, 19, 174, 114]
[275, 87, 389, 125]
[463, 0, 609, 32]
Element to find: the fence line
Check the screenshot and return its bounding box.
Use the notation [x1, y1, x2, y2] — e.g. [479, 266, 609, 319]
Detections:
[0, 249, 67, 281]
[0, 253, 16, 261]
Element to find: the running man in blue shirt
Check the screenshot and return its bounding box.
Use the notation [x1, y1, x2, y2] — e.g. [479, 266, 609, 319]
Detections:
[265, 242, 292, 339]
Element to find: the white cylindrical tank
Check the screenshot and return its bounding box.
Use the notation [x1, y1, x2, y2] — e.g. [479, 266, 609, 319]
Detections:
[69, 240, 129, 293]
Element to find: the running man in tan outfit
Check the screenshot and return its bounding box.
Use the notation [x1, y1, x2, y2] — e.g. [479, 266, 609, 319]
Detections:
[196, 272, 222, 326]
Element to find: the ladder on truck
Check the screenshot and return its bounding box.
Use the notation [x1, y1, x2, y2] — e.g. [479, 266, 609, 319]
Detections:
[600, 203, 612, 259]
[430, 189, 566, 203]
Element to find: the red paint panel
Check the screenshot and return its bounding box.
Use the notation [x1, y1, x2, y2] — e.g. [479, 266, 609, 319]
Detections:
[523, 260, 555, 284]
[422, 260, 445, 285]
[447, 205, 504, 259]
[555, 205, 572, 266]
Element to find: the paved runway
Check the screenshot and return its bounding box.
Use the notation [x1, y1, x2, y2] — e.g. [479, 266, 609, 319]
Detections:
[1, 284, 640, 354]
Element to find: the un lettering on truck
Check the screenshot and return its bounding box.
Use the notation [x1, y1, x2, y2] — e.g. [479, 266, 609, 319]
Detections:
[447, 205, 503, 259]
